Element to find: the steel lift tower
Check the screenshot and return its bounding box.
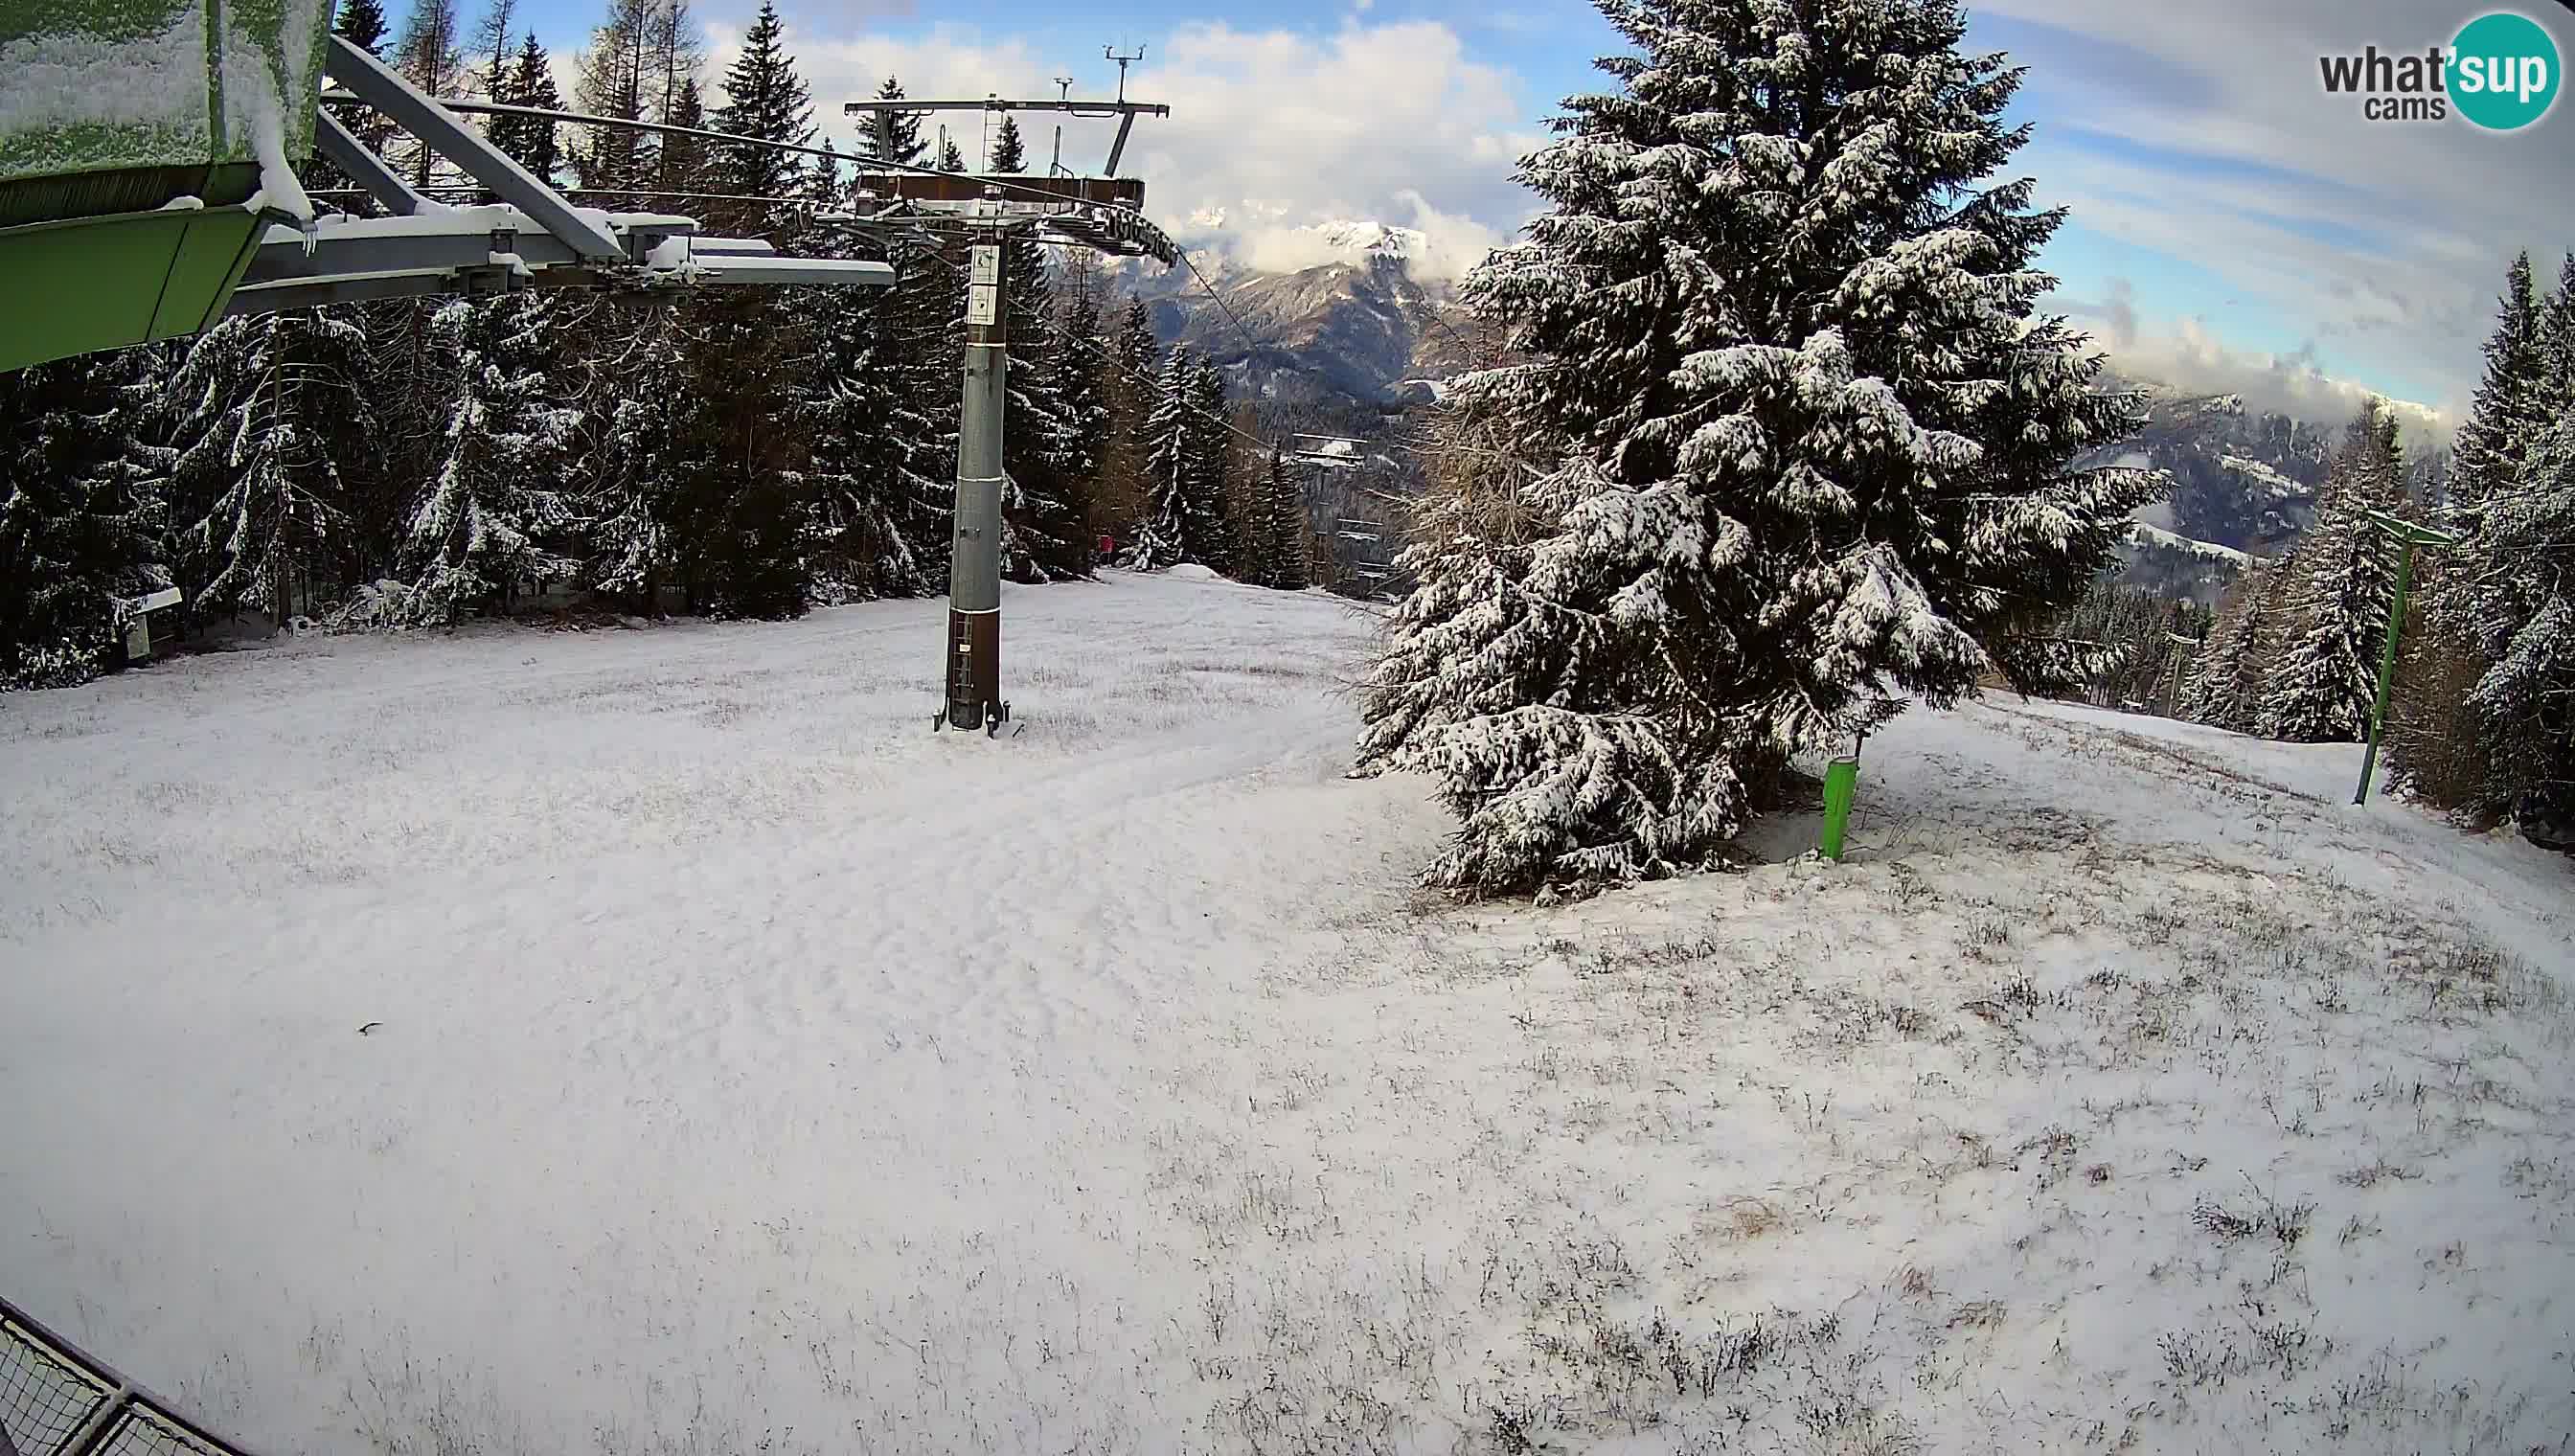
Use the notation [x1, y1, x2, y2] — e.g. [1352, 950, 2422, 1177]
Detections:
[840, 80, 1178, 737]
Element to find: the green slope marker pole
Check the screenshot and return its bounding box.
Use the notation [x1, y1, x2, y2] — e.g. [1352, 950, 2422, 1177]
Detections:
[1820, 755, 1859, 861]
[2353, 510, 2461, 808]
[2353, 542, 2414, 807]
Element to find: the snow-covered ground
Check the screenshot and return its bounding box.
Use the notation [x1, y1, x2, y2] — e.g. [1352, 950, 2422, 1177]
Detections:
[4, 573, 2569, 1455]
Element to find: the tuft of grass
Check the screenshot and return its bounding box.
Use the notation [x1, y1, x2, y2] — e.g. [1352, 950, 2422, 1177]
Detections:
[1947, 1300, 2006, 1330]
[2191, 1178, 2315, 1248]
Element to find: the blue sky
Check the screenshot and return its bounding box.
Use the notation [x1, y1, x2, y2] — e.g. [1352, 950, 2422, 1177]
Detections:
[482, 0, 2573, 424]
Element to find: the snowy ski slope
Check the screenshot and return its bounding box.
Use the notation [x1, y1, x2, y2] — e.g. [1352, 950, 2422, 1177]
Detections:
[3, 571, 2569, 1454]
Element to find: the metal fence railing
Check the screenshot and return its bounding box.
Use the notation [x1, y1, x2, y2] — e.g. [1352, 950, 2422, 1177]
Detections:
[2, 1294, 258, 1456]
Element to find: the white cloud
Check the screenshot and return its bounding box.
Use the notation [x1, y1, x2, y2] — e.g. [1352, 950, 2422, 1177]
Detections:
[2101, 315, 2453, 441]
[1974, 0, 2573, 407]
[709, 18, 1541, 286]
[1210, 192, 1512, 284]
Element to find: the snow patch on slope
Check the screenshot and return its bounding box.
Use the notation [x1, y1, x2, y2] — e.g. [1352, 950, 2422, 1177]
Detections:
[2222, 453, 2308, 500]
[2129, 520, 2256, 566]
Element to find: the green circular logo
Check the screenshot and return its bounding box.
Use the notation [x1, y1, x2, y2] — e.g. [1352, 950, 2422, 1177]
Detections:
[2450, 11, 2561, 131]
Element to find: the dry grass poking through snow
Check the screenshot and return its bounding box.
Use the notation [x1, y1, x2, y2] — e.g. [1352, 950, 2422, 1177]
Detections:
[3, 580, 2569, 1455]
[1138, 703, 2575, 1455]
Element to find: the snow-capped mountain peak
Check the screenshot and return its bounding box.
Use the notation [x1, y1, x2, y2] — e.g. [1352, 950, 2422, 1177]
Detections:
[1304, 220, 1430, 262]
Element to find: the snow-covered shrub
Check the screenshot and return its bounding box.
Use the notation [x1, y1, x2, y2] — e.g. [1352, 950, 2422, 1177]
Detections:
[318, 580, 426, 633]
[2, 638, 103, 693]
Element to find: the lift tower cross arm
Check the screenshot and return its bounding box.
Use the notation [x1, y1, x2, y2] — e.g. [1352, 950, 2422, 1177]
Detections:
[840, 93, 1165, 179]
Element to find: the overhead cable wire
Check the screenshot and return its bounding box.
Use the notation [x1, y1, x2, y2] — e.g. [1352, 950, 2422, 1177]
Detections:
[1174, 245, 1278, 367]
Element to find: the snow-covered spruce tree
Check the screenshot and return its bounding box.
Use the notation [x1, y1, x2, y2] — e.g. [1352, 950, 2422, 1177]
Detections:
[1258, 447, 1312, 590]
[1056, 258, 1114, 532]
[863, 88, 964, 588]
[405, 294, 580, 624]
[1353, 0, 2157, 895]
[1126, 346, 1196, 570]
[1186, 353, 1242, 577]
[2441, 254, 2543, 554]
[786, 150, 940, 601]
[580, 300, 693, 613]
[2183, 566, 2280, 733]
[882, 234, 961, 586]
[1354, 380, 1573, 774]
[2263, 400, 2403, 743]
[2388, 258, 2538, 811]
[859, 76, 927, 167]
[2461, 260, 2575, 830]
[988, 115, 1092, 581]
[679, 0, 820, 618]
[0, 348, 173, 688]
[792, 294, 941, 600]
[1096, 292, 1160, 541]
[166, 312, 372, 624]
[488, 31, 563, 180]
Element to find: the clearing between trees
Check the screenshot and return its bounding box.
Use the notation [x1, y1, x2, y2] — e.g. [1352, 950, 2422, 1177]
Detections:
[2, 573, 2569, 1455]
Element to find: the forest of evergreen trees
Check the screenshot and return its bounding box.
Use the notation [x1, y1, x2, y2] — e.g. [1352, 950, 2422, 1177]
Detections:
[0, 0, 1316, 692]
[2163, 253, 2575, 837]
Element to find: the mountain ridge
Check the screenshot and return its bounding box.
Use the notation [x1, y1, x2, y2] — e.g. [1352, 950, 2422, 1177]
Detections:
[1125, 229, 2429, 606]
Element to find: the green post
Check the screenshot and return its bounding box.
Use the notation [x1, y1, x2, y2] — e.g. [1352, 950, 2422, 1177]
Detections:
[1819, 756, 1859, 860]
[2350, 509, 2460, 808]
[2353, 542, 2416, 807]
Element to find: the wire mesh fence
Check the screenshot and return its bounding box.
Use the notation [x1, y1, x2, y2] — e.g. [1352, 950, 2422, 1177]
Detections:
[0, 1297, 255, 1456]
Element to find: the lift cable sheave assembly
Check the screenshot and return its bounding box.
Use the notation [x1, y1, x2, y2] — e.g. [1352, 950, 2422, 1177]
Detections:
[0, 12, 892, 375]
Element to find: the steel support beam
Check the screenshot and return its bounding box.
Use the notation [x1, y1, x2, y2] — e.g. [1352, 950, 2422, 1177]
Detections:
[841, 97, 1170, 119]
[234, 207, 889, 314]
[1105, 111, 1138, 174]
[244, 209, 787, 284]
[242, 209, 555, 284]
[228, 253, 891, 317]
[229, 268, 525, 315]
[314, 110, 447, 217]
[324, 34, 626, 260]
[688, 254, 896, 287]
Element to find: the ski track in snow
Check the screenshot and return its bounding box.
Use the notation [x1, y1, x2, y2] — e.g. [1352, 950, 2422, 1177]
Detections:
[2, 572, 2570, 1455]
